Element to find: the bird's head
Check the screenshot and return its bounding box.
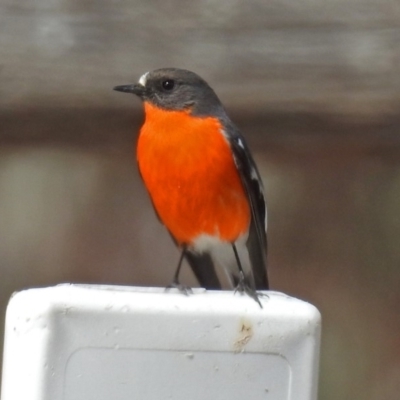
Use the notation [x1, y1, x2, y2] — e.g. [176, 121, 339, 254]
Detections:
[114, 68, 224, 116]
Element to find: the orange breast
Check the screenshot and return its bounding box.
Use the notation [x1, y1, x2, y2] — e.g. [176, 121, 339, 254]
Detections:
[137, 102, 250, 245]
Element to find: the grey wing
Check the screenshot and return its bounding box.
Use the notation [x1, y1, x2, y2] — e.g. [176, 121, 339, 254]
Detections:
[227, 122, 269, 290]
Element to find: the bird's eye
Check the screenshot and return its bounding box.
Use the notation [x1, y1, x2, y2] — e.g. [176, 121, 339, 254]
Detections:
[162, 79, 175, 90]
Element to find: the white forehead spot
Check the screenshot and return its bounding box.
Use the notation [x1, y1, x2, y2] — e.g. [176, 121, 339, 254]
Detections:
[138, 71, 149, 86]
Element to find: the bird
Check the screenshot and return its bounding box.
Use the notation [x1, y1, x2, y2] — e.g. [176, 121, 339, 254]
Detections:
[114, 68, 268, 305]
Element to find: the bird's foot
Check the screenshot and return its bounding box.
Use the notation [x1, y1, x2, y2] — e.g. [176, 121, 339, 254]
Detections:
[234, 272, 267, 308]
[165, 280, 193, 296]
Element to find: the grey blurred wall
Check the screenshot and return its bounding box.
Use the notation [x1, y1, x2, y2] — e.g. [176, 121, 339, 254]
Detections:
[1, 1, 400, 399]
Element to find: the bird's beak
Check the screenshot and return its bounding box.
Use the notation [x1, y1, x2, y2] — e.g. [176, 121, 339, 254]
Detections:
[113, 83, 146, 97]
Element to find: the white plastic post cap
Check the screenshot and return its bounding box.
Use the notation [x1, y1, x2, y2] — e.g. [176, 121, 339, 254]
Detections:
[1, 285, 321, 400]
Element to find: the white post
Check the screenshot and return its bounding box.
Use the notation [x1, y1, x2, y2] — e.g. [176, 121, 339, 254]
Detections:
[1, 284, 321, 400]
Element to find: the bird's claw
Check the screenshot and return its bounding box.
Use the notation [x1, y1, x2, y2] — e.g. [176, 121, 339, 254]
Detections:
[234, 271, 265, 308]
[165, 280, 193, 296]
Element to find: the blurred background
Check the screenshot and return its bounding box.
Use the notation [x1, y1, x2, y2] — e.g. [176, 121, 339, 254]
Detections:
[1, 1, 400, 398]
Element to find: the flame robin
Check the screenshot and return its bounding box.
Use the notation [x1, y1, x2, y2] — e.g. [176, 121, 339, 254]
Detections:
[114, 68, 268, 305]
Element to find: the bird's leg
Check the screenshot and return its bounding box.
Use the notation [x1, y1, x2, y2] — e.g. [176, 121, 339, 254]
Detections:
[166, 245, 192, 295]
[232, 244, 262, 308]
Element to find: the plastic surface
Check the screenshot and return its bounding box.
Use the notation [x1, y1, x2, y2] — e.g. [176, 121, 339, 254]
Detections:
[1, 285, 321, 400]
